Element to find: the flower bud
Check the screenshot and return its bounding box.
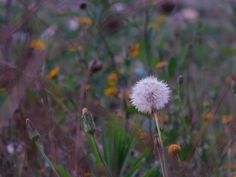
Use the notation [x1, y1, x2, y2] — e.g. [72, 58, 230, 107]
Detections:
[168, 144, 181, 157]
[177, 75, 183, 85]
[80, 108, 96, 135]
[26, 118, 40, 142]
[89, 59, 102, 75]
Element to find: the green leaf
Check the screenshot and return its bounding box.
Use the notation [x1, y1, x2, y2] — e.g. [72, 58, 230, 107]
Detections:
[125, 149, 150, 177]
[141, 168, 160, 177]
[56, 166, 72, 177]
[168, 57, 177, 77]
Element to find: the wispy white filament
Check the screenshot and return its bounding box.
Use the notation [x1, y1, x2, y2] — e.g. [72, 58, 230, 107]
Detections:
[130, 76, 170, 113]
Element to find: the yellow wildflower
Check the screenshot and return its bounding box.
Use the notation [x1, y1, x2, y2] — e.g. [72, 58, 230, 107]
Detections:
[47, 66, 60, 80]
[0, 88, 6, 93]
[203, 112, 214, 122]
[168, 144, 181, 157]
[79, 17, 92, 27]
[104, 87, 118, 96]
[155, 61, 168, 69]
[30, 39, 45, 50]
[68, 43, 82, 52]
[128, 44, 139, 59]
[148, 15, 166, 32]
[107, 72, 118, 85]
[221, 115, 234, 124]
[138, 129, 149, 141]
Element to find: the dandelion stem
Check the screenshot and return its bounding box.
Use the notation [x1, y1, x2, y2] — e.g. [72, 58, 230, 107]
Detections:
[154, 112, 168, 177]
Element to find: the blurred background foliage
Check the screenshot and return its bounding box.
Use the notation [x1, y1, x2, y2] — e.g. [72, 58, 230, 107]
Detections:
[0, 0, 236, 177]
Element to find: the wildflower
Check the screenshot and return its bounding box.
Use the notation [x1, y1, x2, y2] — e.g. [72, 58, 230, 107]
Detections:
[168, 144, 181, 157]
[79, 17, 92, 27]
[130, 76, 170, 113]
[221, 115, 234, 124]
[155, 61, 168, 69]
[107, 72, 118, 85]
[47, 66, 60, 80]
[0, 87, 6, 93]
[138, 129, 149, 141]
[203, 112, 214, 122]
[30, 39, 45, 50]
[104, 87, 118, 96]
[68, 43, 82, 52]
[148, 16, 166, 32]
[128, 44, 139, 59]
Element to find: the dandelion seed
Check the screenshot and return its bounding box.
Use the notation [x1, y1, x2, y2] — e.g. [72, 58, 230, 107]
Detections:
[130, 76, 170, 113]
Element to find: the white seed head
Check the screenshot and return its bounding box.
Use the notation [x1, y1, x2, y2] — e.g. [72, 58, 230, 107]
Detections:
[130, 76, 171, 113]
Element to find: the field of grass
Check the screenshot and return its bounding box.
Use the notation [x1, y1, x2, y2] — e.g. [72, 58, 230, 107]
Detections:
[0, 0, 236, 177]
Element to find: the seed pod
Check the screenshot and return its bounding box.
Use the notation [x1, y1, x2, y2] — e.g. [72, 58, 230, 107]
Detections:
[79, 1, 87, 10]
[99, 11, 125, 35]
[89, 59, 102, 75]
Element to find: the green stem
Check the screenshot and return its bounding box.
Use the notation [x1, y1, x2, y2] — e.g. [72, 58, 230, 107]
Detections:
[89, 134, 113, 177]
[35, 141, 61, 177]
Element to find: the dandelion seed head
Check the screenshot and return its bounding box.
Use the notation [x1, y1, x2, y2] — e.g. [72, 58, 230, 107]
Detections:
[130, 76, 170, 113]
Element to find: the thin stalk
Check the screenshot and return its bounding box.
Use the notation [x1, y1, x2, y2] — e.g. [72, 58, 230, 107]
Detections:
[154, 112, 168, 177]
[35, 141, 61, 177]
[89, 134, 113, 177]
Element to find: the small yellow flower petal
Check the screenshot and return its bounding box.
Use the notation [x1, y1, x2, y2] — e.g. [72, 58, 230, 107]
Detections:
[107, 72, 118, 85]
[156, 61, 168, 69]
[30, 40, 46, 50]
[104, 87, 118, 96]
[79, 17, 92, 27]
[128, 44, 139, 59]
[47, 66, 60, 80]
